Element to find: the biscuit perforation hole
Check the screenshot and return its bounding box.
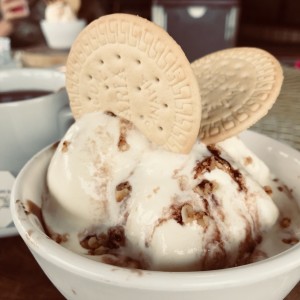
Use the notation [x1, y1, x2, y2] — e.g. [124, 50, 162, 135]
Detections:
[88, 74, 93, 80]
[158, 126, 163, 131]
[163, 103, 168, 108]
[155, 77, 160, 82]
[137, 86, 141, 91]
[136, 59, 141, 64]
[100, 59, 104, 64]
[105, 85, 109, 90]
[116, 54, 121, 59]
[87, 96, 92, 101]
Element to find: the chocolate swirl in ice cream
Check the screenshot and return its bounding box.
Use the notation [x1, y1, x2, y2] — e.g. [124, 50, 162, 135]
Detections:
[41, 111, 300, 271]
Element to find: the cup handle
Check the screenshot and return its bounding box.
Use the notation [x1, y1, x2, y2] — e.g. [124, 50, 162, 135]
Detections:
[57, 105, 74, 139]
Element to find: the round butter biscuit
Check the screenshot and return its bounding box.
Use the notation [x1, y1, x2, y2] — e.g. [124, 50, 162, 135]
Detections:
[192, 47, 283, 144]
[66, 13, 201, 154]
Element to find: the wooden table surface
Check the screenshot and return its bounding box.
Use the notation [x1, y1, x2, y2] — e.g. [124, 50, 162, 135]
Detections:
[0, 235, 299, 299]
[0, 236, 64, 299]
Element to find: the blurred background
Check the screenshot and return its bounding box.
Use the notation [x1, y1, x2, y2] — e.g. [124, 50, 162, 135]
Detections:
[112, 0, 288, 69]
[1, 0, 300, 67]
[92, 0, 297, 67]
[151, 0, 300, 66]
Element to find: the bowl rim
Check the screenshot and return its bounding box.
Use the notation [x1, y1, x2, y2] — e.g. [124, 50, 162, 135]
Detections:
[10, 130, 300, 291]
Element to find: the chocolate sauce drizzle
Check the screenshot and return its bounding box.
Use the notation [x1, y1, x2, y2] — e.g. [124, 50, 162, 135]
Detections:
[118, 119, 132, 151]
[25, 200, 68, 244]
[194, 144, 247, 193]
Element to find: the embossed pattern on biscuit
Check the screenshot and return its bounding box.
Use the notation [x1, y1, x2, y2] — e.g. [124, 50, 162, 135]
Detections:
[191, 47, 283, 145]
[66, 13, 201, 154]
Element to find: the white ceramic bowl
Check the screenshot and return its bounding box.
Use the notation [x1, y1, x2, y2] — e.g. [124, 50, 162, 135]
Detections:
[10, 130, 300, 300]
[40, 19, 86, 49]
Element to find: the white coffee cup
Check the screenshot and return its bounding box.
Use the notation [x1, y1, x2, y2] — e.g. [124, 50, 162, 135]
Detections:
[40, 19, 86, 49]
[0, 68, 73, 176]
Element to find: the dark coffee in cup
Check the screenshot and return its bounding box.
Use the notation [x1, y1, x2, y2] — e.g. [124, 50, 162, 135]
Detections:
[0, 90, 53, 103]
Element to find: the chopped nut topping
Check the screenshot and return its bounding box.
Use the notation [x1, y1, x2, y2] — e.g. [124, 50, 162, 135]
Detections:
[80, 226, 126, 255]
[282, 237, 299, 245]
[81, 233, 106, 250]
[193, 179, 218, 196]
[115, 181, 132, 202]
[280, 217, 291, 229]
[51, 233, 69, 244]
[94, 246, 108, 255]
[118, 119, 132, 152]
[194, 149, 247, 193]
[107, 226, 126, 249]
[118, 135, 130, 151]
[153, 187, 160, 193]
[61, 140, 71, 153]
[244, 156, 253, 166]
[177, 175, 189, 191]
[278, 186, 284, 192]
[87, 236, 101, 249]
[263, 185, 273, 195]
[181, 204, 209, 227]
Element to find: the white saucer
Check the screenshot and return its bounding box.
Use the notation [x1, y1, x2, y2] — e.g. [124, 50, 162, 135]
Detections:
[0, 171, 18, 238]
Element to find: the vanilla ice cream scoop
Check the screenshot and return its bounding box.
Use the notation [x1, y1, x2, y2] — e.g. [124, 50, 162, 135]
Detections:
[45, 1, 77, 22]
[44, 112, 279, 271]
